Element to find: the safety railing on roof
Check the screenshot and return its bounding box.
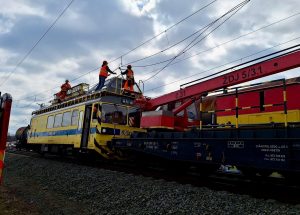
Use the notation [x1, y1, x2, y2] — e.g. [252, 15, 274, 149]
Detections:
[33, 77, 143, 115]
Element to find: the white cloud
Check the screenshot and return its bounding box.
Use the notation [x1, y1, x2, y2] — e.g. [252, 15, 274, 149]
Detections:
[0, 0, 46, 34]
[120, 0, 159, 16]
[0, 18, 14, 34]
[0, 48, 17, 65]
[45, 58, 80, 75]
[0, 0, 45, 17]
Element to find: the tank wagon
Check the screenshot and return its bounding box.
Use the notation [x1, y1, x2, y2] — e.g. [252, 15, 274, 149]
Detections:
[15, 126, 30, 150]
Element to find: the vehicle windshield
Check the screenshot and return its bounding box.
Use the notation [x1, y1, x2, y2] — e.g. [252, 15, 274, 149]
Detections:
[100, 104, 141, 127]
[101, 104, 127, 125]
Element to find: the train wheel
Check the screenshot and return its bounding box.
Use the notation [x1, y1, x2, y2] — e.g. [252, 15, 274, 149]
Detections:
[38, 144, 48, 157]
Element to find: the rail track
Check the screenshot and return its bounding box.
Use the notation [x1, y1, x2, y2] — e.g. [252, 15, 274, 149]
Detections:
[6, 149, 300, 204]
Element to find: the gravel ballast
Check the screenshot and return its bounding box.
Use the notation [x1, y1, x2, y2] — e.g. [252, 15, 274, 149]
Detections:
[2, 153, 300, 215]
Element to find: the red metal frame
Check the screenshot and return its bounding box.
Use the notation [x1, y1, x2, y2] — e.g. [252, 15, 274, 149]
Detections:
[0, 93, 12, 184]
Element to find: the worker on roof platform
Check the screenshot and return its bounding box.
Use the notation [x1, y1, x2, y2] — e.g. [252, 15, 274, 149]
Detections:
[57, 79, 71, 102]
[95, 60, 116, 91]
[121, 65, 135, 91]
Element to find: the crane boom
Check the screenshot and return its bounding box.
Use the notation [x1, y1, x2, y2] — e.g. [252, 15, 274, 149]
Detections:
[147, 49, 300, 110]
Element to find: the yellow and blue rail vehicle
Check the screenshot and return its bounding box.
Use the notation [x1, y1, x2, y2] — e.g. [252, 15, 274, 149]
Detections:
[27, 78, 145, 159]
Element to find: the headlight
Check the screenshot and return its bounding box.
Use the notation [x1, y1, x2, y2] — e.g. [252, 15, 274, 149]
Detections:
[102, 128, 106, 133]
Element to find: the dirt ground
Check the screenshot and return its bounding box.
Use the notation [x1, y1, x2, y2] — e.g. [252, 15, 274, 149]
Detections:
[0, 186, 39, 215]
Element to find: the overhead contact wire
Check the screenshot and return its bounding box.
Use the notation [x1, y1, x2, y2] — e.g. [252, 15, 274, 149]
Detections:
[14, 2, 299, 104]
[129, 11, 300, 69]
[13, 0, 217, 103]
[109, 0, 218, 64]
[143, 0, 250, 82]
[145, 40, 300, 93]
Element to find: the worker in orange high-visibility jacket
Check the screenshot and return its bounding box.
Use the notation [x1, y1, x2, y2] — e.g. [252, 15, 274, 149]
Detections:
[121, 65, 135, 91]
[95, 60, 116, 91]
[57, 80, 71, 102]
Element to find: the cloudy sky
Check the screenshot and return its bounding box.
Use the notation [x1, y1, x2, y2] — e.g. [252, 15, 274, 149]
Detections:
[1, 0, 300, 133]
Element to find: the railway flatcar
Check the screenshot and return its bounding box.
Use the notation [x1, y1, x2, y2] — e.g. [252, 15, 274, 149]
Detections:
[27, 77, 144, 159]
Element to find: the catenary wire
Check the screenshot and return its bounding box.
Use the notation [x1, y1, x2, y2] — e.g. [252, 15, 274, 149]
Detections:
[121, 0, 248, 67]
[144, 39, 300, 93]
[13, 3, 296, 104]
[12, 0, 217, 102]
[124, 11, 300, 69]
[182, 45, 300, 87]
[13, 9, 294, 104]
[16, 38, 300, 107]
[143, 0, 249, 82]
[122, 15, 223, 66]
[13, 6, 293, 104]
[109, 0, 218, 64]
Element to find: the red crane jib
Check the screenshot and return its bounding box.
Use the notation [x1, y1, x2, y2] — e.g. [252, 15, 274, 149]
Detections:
[147, 50, 300, 110]
[140, 50, 300, 130]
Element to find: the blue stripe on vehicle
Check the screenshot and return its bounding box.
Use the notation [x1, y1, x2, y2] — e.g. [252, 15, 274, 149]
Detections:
[90, 127, 96, 134]
[32, 128, 83, 137]
[31, 127, 109, 137]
